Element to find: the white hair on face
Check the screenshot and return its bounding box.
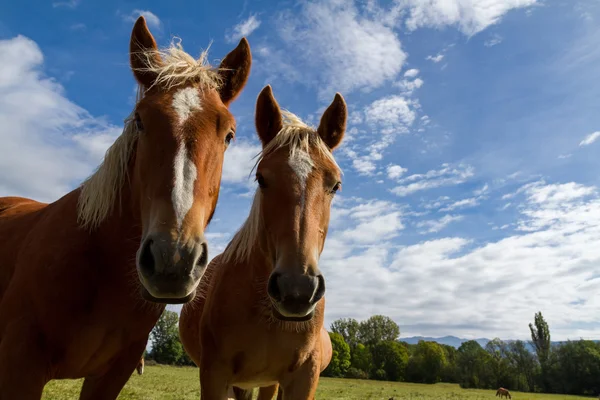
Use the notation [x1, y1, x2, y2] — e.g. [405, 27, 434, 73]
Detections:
[172, 87, 202, 124]
[288, 149, 314, 190]
[77, 36, 222, 230]
[172, 142, 198, 230]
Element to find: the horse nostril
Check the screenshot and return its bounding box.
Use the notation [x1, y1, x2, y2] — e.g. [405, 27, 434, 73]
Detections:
[267, 272, 282, 302]
[139, 239, 155, 277]
[312, 274, 326, 303]
[196, 241, 208, 268]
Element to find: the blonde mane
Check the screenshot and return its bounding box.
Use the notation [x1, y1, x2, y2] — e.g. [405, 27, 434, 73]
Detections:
[77, 39, 223, 230]
[221, 111, 341, 264]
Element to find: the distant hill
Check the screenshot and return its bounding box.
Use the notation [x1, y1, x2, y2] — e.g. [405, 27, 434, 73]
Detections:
[399, 335, 491, 349]
[398, 335, 599, 351]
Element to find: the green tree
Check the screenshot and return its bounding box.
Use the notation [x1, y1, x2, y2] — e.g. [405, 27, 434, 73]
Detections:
[407, 341, 448, 384]
[506, 340, 538, 392]
[322, 332, 351, 378]
[149, 310, 185, 365]
[370, 340, 409, 381]
[350, 343, 373, 375]
[485, 338, 514, 389]
[529, 311, 551, 390]
[331, 318, 361, 349]
[456, 340, 495, 389]
[440, 344, 458, 383]
[358, 315, 400, 347]
[546, 340, 600, 396]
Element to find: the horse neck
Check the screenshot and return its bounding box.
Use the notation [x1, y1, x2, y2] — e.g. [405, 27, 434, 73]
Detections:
[91, 177, 142, 262]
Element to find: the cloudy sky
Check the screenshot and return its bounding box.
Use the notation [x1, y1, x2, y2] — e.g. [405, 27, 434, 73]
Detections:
[1, 0, 599, 341]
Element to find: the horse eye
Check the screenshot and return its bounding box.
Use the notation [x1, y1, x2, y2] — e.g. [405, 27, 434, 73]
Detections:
[225, 130, 235, 146]
[134, 113, 144, 131]
[331, 182, 342, 194]
[256, 173, 267, 189]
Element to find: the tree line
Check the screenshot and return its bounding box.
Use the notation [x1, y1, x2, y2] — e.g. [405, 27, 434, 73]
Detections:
[147, 311, 600, 396]
[324, 312, 600, 396]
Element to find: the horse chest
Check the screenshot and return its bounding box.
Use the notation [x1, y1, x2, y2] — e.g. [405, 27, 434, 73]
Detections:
[47, 278, 163, 378]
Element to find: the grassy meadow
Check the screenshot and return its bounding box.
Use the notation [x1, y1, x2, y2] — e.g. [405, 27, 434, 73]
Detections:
[41, 365, 593, 400]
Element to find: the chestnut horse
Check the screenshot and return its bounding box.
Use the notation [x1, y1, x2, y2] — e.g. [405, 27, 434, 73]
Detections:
[496, 387, 512, 399]
[180, 84, 347, 399]
[0, 16, 251, 399]
[136, 356, 144, 375]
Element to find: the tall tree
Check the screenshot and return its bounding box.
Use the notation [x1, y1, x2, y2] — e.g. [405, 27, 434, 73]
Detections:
[351, 343, 373, 375]
[358, 315, 400, 347]
[150, 310, 185, 365]
[331, 318, 361, 349]
[529, 311, 551, 390]
[407, 341, 448, 384]
[370, 340, 409, 381]
[322, 332, 351, 378]
[529, 311, 551, 366]
[507, 340, 538, 392]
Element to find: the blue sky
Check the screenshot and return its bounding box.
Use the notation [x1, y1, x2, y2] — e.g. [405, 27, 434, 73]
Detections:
[1, 0, 600, 341]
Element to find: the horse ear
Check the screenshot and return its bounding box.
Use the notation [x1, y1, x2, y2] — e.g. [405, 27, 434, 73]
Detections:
[255, 85, 283, 147]
[218, 38, 252, 106]
[129, 16, 161, 88]
[317, 93, 347, 151]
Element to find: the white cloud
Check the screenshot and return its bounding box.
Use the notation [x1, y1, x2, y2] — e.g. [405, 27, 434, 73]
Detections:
[474, 183, 489, 196]
[70, 23, 86, 31]
[321, 181, 600, 340]
[426, 54, 444, 63]
[579, 131, 600, 146]
[416, 214, 463, 233]
[364, 95, 417, 135]
[439, 197, 480, 212]
[334, 199, 404, 244]
[221, 141, 261, 184]
[124, 10, 161, 30]
[53, 0, 79, 8]
[391, 163, 475, 197]
[0, 35, 120, 202]
[404, 68, 420, 78]
[402, 0, 538, 36]
[387, 164, 408, 180]
[484, 33, 503, 47]
[226, 15, 261, 43]
[273, 0, 406, 97]
[394, 77, 424, 95]
[352, 158, 377, 176]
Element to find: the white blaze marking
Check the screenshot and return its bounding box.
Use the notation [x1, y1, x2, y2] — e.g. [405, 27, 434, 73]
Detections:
[172, 87, 202, 124]
[288, 150, 314, 190]
[172, 142, 197, 230]
[171, 87, 201, 231]
[289, 150, 314, 217]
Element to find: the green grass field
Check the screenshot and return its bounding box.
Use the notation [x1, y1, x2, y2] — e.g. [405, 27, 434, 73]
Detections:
[41, 365, 591, 400]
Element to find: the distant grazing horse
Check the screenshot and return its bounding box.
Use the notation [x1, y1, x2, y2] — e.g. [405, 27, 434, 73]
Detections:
[136, 356, 144, 375]
[180, 84, 347, 399]
[496, 387, 512, 399]
[0, 16, 251, 399]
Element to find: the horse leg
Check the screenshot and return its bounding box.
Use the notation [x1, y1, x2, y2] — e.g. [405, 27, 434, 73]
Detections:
[199, 359, 231, 400]
[280, 358, 319, 400]
[232, 387, 253, 400]
[78, 340, 147, 400]
[257, 385, 279, 400]
[0, 320, 49, 400]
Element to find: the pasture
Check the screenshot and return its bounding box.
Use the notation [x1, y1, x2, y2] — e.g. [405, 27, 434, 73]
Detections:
[41, 365, 590, 400]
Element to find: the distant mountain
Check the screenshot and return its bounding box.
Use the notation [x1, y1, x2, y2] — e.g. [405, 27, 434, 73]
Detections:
[399, 335, 490, 349]
[398, 336, 599, 351]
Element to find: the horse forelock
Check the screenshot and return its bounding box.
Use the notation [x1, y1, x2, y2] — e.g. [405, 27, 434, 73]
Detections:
[133, 38, 223, 93]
